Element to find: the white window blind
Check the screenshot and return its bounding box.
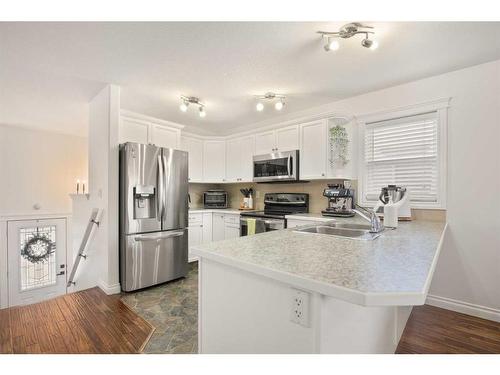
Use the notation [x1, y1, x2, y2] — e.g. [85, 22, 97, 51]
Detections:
[364, 111, 440, 204]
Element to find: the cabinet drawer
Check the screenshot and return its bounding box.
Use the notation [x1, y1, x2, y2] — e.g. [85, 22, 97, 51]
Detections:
[224, 214, 240, 225]
[188, 213, 203, 225]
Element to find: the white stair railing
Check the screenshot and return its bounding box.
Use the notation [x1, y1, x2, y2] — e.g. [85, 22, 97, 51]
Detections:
[67, 208, 103, 287]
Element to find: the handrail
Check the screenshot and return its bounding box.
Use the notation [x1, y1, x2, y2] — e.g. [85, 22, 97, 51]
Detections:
[67, 208, 103, 287]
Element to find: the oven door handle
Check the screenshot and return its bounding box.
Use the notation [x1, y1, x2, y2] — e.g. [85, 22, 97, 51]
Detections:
[288, 154, 292, 176]
[240, 217, 283, 226]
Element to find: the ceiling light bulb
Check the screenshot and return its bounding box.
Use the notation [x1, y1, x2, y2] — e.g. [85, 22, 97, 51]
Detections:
[324, 38, 339, 52]
[180, 102, 188, 112]
[362, 38, 378, 50]
[275, 101, 284, 111]
[256, 102, 264, 111]
[199, 107, 206, 118]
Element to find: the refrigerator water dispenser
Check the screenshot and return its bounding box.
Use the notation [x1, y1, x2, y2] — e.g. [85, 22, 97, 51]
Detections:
[133, 185, 156, 219]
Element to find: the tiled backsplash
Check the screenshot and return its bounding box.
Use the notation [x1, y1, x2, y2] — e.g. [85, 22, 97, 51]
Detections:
[189, 180, 446, 221]
[223, 179, 356, 213]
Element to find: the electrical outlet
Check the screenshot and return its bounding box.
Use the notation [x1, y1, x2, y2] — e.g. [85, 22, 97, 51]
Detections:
[290, 289, 310, 327]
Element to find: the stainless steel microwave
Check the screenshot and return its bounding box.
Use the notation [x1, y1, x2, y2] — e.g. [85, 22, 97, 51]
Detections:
[253, 150, 299, 183]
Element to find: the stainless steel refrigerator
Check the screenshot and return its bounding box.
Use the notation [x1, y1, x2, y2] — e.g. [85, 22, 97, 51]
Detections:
[119, 142, 189, 292]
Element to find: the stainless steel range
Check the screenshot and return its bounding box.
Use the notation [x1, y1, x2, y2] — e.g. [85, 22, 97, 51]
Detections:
[240, 193, 309, 236]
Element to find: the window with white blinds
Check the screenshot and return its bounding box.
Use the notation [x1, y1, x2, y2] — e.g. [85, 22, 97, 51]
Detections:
[363, 111, 441, 205]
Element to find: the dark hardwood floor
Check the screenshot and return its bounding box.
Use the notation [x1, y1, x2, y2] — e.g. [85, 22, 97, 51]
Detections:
[396, 304, 500, 354]
[1, 287, 499, 354]
[0, 287, 154, 354]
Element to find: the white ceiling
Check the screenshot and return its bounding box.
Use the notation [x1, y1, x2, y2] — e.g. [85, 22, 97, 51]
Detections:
[2, 22, 500, 136]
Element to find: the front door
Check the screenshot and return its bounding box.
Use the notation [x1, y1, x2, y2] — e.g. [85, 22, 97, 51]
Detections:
[7, 218, 67, 307]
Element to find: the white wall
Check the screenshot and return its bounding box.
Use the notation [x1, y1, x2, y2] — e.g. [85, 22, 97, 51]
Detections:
[0, 124, 87, 216]
[245, 60, 500, 317]
[69, 84, 121, 294]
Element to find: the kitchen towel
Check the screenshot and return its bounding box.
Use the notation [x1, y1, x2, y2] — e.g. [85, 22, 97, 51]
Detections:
[247, 218, 256, 235]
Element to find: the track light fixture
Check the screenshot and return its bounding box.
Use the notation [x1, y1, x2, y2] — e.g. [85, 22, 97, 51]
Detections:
[318, 22, 378, 52]
[179, 96, 206, 118]
[255, 92, 286, 112]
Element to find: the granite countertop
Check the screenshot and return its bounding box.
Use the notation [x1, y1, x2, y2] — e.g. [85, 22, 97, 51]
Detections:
[192, 218, 447, 306]
[285, 213, 337, 222]
[188, 207, 247, 215]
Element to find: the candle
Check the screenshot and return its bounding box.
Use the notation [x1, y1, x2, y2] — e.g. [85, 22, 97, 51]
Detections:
[76, 179, 80, 194]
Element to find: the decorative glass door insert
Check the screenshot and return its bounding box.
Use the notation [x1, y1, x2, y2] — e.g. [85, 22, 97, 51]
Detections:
[19, 225, 57, 291]
[8, 218, 67, 307]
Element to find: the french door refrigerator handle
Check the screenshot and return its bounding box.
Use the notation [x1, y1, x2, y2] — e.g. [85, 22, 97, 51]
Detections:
[133, 230, 185, 242]
[157, 154, 165, 220]
[162, 153, 170, 222]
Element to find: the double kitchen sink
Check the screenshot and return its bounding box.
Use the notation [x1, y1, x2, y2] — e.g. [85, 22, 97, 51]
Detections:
[294, 222, 386, 241]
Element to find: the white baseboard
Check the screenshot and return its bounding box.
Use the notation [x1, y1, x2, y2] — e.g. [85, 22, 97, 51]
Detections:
[98, 279, 121, 295]
[426, 294, 500, 323]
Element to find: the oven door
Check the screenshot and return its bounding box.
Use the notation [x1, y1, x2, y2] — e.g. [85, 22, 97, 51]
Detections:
[240, 217, 286, 236]
[253, 150, 298, 182]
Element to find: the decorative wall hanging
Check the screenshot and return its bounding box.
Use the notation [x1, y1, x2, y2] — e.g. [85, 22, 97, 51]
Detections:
[328, 117, 350, 168]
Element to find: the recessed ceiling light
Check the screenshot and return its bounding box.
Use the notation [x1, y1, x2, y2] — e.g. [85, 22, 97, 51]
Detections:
[324, 38, 340, 52]
[256, 102, 264, 111]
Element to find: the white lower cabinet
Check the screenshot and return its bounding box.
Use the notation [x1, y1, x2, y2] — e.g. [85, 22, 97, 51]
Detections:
[224, 214, 241, 239]
[212, 212, 226, 241]
[201, 212, 213, 243]
[192, 212, 240, 247]
[188, 213, 204, 262]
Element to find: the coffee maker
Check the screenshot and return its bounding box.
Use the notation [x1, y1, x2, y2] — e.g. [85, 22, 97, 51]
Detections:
[321, 183, 355, 217]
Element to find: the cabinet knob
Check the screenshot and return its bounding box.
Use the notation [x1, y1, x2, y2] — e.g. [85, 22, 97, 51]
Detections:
[321, 173, 325, 176]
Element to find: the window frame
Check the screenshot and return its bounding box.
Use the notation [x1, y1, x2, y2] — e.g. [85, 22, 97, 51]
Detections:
[357, 98, 449, 210]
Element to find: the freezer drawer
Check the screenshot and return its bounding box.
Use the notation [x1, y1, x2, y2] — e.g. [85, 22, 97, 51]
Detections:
[120, 229, 188, 292]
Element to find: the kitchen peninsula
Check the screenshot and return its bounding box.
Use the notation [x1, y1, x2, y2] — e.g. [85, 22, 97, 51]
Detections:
[193, 218, 447, 354]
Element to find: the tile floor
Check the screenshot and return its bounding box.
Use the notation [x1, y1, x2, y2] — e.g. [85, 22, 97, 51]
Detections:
[120, 262, 198, 354]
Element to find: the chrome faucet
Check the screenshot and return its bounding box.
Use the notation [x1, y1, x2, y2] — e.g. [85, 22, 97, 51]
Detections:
[353, 205, 384, 233]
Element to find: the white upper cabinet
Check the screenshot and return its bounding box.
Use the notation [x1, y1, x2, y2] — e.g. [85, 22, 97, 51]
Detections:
[119, 110, 183, 148]
[275, 125, 299, 152]
[239, 136, 255, 182]
[254, 131, 276, 155]
[203, 140, 226, 183]
[254, 126, 299, 155]
[119, 117, 149, 144]
[225, 138, 241, 183]
[300, 120, 328, 180]
[225, 135, 255, 183]
[181, 136, 204, 182]
[151, 124, 180, 149]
